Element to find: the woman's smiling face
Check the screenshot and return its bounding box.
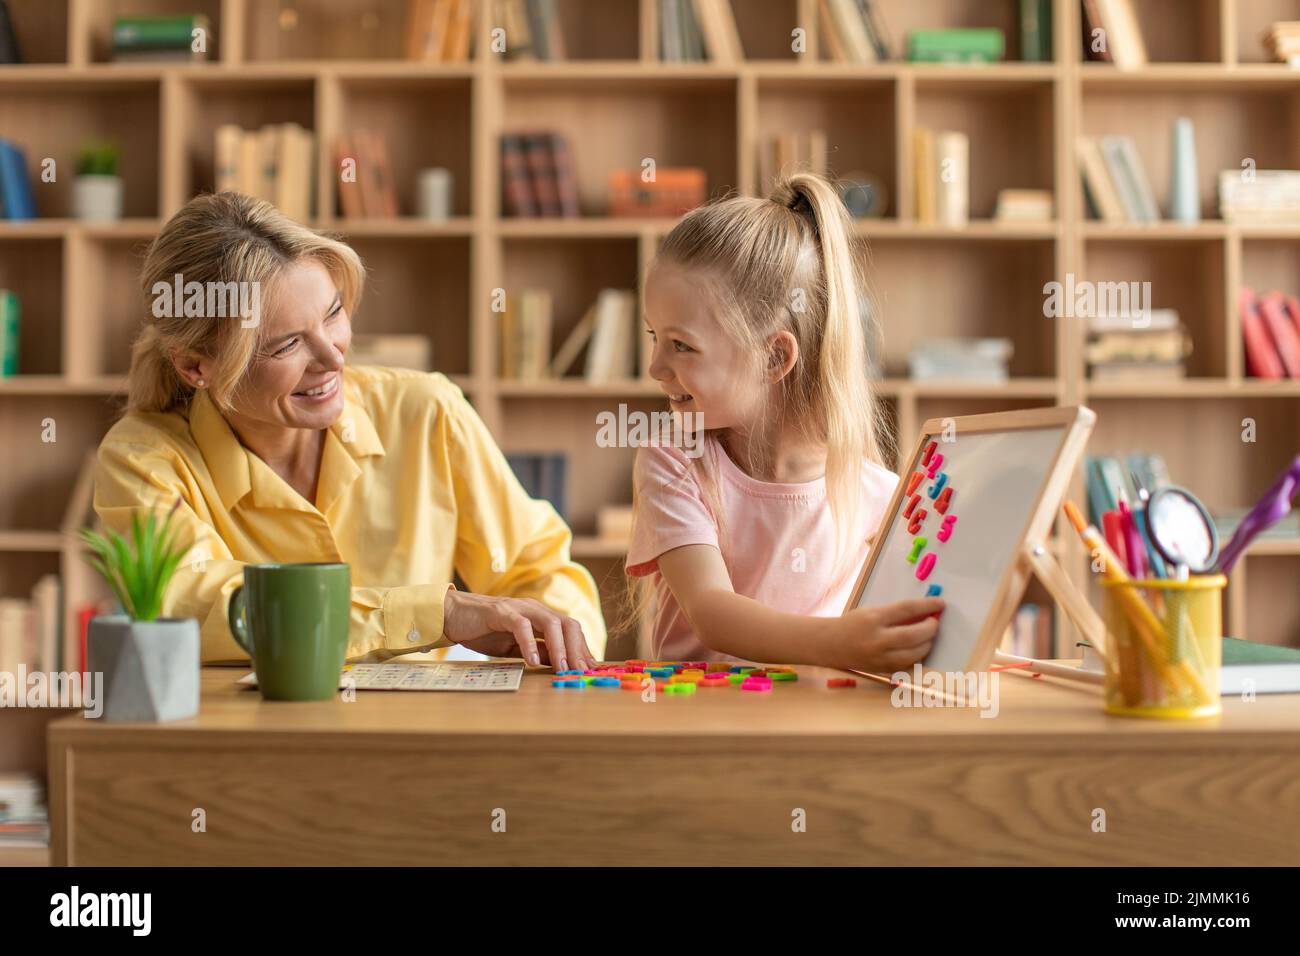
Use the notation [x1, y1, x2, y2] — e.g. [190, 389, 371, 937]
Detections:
[227, 258, 352, 432]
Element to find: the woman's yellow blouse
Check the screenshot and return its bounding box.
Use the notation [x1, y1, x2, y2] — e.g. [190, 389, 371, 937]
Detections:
[93, 366, 606, 663]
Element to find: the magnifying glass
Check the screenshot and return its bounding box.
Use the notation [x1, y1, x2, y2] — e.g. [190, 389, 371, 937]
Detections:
[1143, 485, 1219, 575]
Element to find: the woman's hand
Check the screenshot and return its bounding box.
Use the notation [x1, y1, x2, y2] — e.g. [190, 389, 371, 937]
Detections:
[443, 589, 597, 671]
[828, 597, 944, 674]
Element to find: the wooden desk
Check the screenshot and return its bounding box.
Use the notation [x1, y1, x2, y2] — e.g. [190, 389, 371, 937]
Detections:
[47, 664, 1300, 865]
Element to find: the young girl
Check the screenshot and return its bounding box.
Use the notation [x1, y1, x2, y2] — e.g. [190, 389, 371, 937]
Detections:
[625, 172, 943, 671]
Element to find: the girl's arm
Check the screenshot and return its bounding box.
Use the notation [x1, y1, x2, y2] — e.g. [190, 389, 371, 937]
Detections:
[656, 544, 944, 672]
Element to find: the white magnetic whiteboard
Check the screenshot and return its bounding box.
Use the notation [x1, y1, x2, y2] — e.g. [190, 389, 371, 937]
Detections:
[852, 424, 1071, 673]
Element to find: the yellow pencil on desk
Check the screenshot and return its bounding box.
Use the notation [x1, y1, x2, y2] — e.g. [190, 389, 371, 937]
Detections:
[1062, 501, 1212, 706]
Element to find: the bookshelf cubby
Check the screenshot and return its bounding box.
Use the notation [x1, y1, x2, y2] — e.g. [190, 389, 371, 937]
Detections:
[4, 6, 1300, 861]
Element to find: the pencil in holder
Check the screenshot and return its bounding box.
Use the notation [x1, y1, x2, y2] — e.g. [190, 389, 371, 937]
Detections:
[1100, 575, 1225, 719]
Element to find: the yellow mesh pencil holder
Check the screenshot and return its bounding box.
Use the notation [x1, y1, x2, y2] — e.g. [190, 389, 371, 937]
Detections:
[1100, 575, 1225, 719]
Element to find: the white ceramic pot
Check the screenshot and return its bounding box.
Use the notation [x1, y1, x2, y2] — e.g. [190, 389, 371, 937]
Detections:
[72, 175, 124, 222]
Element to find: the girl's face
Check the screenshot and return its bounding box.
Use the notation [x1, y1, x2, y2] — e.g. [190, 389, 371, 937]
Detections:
[228, 258, 352, 433]
[643, 263, 769, 432]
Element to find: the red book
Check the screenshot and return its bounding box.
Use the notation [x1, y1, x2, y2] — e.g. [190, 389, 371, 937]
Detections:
[76, 604, 95, 674]
[1240, 287, 1285, 379]
[1285, 294, 1300, 356]
[523, 133, 561, 216]
[1259, 291, 1300, 378]
[548, 133, 580, 218]
[500, 133, 536, 217]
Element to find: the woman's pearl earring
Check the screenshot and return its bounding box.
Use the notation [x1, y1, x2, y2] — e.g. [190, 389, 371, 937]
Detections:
[196, 378, 206, 388]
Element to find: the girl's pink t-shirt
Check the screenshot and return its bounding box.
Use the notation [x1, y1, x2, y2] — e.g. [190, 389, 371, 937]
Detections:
[625, 439, 899, 662]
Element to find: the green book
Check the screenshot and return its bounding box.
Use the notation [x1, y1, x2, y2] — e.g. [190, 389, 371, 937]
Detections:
[907, 28, 1005, 61]
[112, 15, 207, 49]
[1020, 0, 1052, 61]
[0, 289, 19, 377]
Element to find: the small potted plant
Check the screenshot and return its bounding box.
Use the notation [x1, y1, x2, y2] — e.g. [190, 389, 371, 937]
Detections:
[72, 141, 124, 222]
[79, 501, 199, 722]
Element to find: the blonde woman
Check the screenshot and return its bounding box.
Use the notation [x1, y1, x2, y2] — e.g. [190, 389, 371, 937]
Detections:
[626, 173, 943, 668]
[94, 192, 604, 668]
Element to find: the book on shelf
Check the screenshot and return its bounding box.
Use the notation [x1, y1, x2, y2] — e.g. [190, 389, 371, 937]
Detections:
[907, 28, 1004, 63]
[500, 131, 580, 218]
[1019, 0, 1053, 62]
[913, 129, 968, 227]
[758, 131, 829, 194]
[348, 334, 433, 371]
[0, 573, 60, 676]
[608, 167, 705, 218]
[1263, 20, 1300, 65]
[214, 123, 315, 222]
[1240, 287, 1300, 380]
[1219, 169, 1300, 225]
[596, 504, 634, 545]
[659, 0, 711, 62]
[1084, 0, 1147, 69]
[499, 288, 554, 381]
[505, 452, 568, 519]
[994, 188, 1053, 222]
[0, 137, 35, 220]
[0, 289, 19, 377]
[1001, 603, 1053, 659]
[1077, 135, 1158, 223]
[0, 0, 20, 64]
[407, 0, 475, 61]
[1085, 307, 1189, 379]
[585, 288, 639, 382]
[908, 338, 1012, 382]
[111, 14, 211, 62]
[0, 772, 48, 849]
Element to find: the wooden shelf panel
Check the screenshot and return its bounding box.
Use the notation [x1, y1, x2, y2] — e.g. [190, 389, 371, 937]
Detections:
[0, 530, 64, 551]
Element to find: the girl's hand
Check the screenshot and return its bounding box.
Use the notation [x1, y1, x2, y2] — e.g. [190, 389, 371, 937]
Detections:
[442, 589, 597, 671]
[832, 597, 945, 673]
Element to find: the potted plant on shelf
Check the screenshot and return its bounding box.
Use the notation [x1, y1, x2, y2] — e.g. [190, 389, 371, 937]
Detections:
[79, 501, 199, 721]
[72, 140, 124, 222]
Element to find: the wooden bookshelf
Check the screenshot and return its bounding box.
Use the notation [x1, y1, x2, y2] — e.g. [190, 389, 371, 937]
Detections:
[0, 0, 1297, 705]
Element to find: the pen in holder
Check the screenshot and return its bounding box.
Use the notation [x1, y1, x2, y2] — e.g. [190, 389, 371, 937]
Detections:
[1100, 575, 1225, 719]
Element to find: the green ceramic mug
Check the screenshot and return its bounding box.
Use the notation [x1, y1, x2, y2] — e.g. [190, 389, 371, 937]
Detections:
[228, 563, 350, 701]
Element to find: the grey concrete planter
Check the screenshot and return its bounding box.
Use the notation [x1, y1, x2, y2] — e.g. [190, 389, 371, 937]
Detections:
[86, 615, 200, 722]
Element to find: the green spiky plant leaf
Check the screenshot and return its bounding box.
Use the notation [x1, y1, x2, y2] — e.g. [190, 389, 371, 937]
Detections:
[76, 141, 120, 177]
[79, 499, 189, 622]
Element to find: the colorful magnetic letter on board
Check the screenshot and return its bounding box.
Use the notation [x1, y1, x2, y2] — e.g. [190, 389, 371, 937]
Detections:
[938, 515, 956, 543]
[903, 493, 922, 518]
[926, 453, 945, 478]
[922, 440, 937, 465]
[926, 584, 943, 597]
[908, 508, 927, 535]
[935, 486, 953, 514]
[927, 471, 949, 499]
[907, 537, 927, 563]
[906, 471, 925, 496]
[916, 553, 937, 580]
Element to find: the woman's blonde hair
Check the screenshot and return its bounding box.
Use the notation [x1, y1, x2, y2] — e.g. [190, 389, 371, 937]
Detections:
[126, 192, 365, 415]
[625, 172, 893, 653]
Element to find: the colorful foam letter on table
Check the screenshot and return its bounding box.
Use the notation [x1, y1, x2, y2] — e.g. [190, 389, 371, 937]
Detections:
[907, 537, 927, 563]
[916, 552, 936, 580]
[742, 676, 773, 692]
[937, 515, 956, 543]
[908, 508, 928, 535]
[935, 486, 953, 514]
[927, 472, 949, 498]
[926, 453, 945, 478]
[922, 440, 937, 465]
[827, 678, 858, 688]
[925, 583, 943, 597]
[905, 471, 925, 496]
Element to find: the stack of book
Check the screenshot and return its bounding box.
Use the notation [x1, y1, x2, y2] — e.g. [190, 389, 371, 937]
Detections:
[817, 0, 892, 62]
[1219, 170, 1300, 224]
[0, 137, 35, 219]
[1080, 0, 1147, 68]
[597, 504, 635, 545]
[1085, 452, 1170, 528]
[0, 574, 60, 675]
[1076, 135, 1159, 223]
[406, 0, 475, 61]
[1263, 21, 1300, 65]
[111, 13, 211, 62]
[907, 28, 1003, 63]
[334, 130, 399, 219]
[499, 288, 554, 381]
[1086, 309, 1189, 381]
[994, 188, 1053, 222]
[757, 132, 828, 194]
[348, 334, 433, 371]
[500, 132, 580, 217]
[1001, 603, 1053, 659]
[1240, 287, 1300, 380]
[214, 123, 316, 222]
[505, 452, 568, 519]
[913, 129, 969, 226]
[0, 289, 19, 376]
[658, 0, 743, 64]
[0, 773, 48, 850]
[908, 338, 1012, 382]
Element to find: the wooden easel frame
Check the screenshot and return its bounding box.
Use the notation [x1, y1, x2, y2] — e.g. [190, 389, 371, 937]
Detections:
[845, 405, 1108, 681]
